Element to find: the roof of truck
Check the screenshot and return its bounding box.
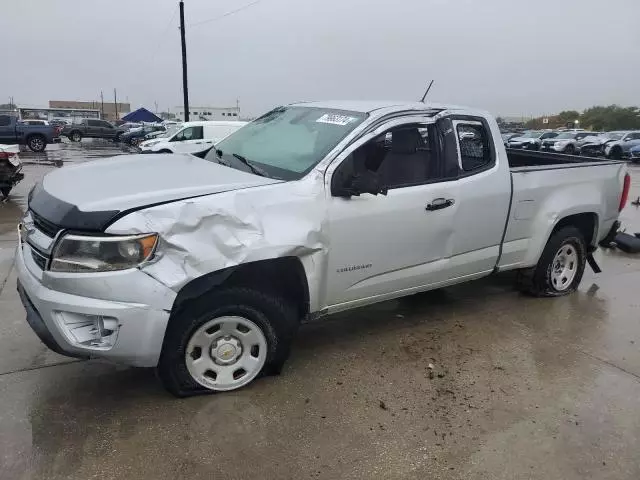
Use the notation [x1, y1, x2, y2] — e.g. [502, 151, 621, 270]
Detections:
[290, 100, 476, 115]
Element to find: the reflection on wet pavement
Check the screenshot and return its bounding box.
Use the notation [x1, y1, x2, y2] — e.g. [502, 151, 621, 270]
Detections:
[0, 146, 640, 479]
[5, 140, 135, 211]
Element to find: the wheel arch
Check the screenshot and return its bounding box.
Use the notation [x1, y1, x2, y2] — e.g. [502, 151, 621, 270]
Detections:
[551, 212, 598, 249]
[170, 256, 311, 321]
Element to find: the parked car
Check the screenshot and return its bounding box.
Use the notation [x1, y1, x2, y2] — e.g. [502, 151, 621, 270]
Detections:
[629, 144, 640, 163]
[501, 132, 521, 145]
[603, 131, 640, 159]
[138, 120, 246, 154]
[507, 130, 558, 150]
[61, 118, 118, 142]
[16, 100, 629, 396]
[49, 119, 70, 128]
[0, 144, 24, 198]
[0, 114, 59, 152]
[21, 119, 49, 126]
[120, 124, 165, 146]
[540, 131, 598, 154]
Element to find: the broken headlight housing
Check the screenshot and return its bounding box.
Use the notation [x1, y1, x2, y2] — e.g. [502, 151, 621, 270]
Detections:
[50, 233, 158, 273]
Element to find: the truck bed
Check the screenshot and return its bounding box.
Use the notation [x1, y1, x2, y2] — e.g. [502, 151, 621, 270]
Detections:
[506, 148, 619, 170]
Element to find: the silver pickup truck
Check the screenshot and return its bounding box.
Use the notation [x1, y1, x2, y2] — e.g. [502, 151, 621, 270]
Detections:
[16, 101, 629, 396]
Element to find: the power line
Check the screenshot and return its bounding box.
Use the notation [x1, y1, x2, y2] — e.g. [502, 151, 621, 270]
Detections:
[147, 6, 179, 64]
[189, 0, 264, 27]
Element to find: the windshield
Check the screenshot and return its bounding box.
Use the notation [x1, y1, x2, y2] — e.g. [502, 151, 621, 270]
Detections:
[205, 106, 366, 180]
[159, 125, 180, 138]
[604, 132, 624, 140]
[555, 132, 577, 139]
[520, 131, 542, 138]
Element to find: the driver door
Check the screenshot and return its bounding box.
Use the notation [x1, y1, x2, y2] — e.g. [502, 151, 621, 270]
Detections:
[324, 118, 459, 311]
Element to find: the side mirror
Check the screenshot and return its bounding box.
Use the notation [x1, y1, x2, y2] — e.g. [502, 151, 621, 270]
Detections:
[351, 172, 388, 196]
[332, 170, 387, 198]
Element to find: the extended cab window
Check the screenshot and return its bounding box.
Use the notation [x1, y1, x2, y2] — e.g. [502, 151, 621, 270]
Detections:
[87, 119, 101, 127]
[173, 126, 203, 141]
[456, 122, 492, 172]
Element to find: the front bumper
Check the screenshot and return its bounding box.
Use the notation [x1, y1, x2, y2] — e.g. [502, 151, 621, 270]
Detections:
[541, 143, 566, 152]
[15, 238, 174, 367]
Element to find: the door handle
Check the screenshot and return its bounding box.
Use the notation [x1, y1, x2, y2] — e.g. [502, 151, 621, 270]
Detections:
[194, 141, 202, 144]
[426, 198, 455, 211]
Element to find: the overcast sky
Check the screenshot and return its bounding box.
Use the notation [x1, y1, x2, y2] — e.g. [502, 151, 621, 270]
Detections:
[1, 0, 639, 118]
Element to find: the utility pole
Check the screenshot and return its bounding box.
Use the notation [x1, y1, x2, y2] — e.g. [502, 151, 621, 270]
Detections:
[100, 91, 104, 119]
[114, 88, 118, 120]
[179, 0, 190, 122]
[154, 101, 158, 114]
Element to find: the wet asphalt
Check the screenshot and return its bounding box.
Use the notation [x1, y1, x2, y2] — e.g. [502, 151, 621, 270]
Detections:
[1, 142, 639, 479]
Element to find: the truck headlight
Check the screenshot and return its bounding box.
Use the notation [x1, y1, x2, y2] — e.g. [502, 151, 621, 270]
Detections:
[50, 233, 158, 273]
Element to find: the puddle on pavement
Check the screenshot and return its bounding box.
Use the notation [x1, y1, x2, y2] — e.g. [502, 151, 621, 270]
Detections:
[1, 140, 134, 221]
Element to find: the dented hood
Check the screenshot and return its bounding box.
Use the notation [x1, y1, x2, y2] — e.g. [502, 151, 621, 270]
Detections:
[41, 153, 282, 211]
[29, 153, 282, 231]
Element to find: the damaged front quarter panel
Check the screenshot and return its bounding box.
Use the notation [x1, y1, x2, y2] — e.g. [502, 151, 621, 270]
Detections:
[105, 171, 329, 312]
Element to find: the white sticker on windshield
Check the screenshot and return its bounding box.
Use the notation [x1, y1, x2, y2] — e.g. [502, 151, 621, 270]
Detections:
[316, 114, 357, 126]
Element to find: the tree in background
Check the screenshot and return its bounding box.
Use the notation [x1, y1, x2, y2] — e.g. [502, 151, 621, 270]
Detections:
[581, 106, 640, 131]
[523, 105, 640, 131]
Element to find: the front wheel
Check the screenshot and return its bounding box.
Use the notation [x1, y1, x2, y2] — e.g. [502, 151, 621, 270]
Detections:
[517, 226, 587, 297]
[564, 144, 575, 155]
[158, 287, 298, 396]
[609, 146, 622, 160]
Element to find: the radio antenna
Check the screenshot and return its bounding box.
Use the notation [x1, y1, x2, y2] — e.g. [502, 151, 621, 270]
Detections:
[420, 80, 435, 103]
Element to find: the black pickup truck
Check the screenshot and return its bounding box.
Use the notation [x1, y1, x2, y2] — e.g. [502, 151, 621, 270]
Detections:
[61, 118, 122, 142]
[0, 114, 59, 152]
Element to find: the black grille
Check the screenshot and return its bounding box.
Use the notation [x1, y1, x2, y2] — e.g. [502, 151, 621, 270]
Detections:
[30, 210, 60, 238]
[30, 248, 48, 270]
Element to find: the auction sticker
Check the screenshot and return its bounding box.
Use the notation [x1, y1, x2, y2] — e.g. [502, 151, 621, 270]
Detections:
[316, 114, 358, 126]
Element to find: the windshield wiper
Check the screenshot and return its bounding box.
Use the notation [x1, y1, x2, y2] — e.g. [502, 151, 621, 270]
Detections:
[231, 153, 269, 178]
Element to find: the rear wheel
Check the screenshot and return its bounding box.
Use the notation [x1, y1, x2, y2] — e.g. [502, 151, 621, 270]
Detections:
[517, 226, 586, 297]
[158, 287, 298, 396]
[564, 144, 575, 155]
[70, 131, 82, 142]
[158, 149, 172, 154]
[26, 135, 46, 152]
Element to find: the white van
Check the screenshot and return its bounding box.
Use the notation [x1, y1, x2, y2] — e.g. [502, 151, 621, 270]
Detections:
[139, 121, 246, 154]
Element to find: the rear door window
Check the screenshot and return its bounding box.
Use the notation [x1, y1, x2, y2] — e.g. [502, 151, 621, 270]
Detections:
[87, 119, 101, 127]
[0, 115, 12, 126]
[454, 121, 493, 172]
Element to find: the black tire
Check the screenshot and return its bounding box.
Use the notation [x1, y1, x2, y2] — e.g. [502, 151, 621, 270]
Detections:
[70, 131, 82, 142]
[26, 134, 46, 152]
[158, 287, 299, 397]
[114, 133, 122, 142]
[609, 146, 622, 160]
[0, 187, 11, 198]
[564, 144, 575, 155]
[158, 149, 172, 154]
[516, 226, 586, 297]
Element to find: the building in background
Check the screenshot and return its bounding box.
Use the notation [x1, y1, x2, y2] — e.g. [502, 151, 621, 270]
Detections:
[19, 106, 100, 123]
[171, 105, 240, 122]
[49, 100, 131, 121]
